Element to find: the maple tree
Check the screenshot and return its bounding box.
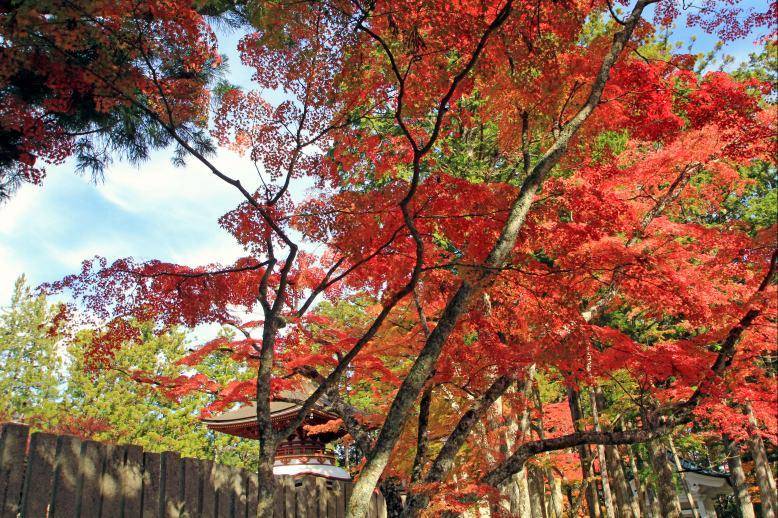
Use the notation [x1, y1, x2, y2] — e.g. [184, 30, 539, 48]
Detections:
[4, 0, 776, 516]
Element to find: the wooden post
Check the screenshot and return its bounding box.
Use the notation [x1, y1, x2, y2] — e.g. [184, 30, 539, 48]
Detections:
[21, 432, 59, 516]
[0, 424, 29, 518]
[50, 434, 83, 518]
[273, 475, 286, 518]
[316, 478, 329, 518]
[2, 429, 386, 518]
[336, 479, 347, 518]
[279, 476, 294, 518]
[246, 472, 259, 518]
[213, 463, 233, 518]
[162, 451, 183, 517]
[122, 444, 144, 517]
[79, 440, 108, 516]
[143, 452, 163, 517]
[182, 458, 202, 517]
[232, 467, 248, 518]
[101, 444, 126, 515]
[302, 476, 317, 517]
[201, 461, 217, 517]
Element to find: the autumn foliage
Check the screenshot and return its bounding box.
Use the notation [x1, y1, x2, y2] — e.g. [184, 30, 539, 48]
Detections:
[5, 0, 776, 515]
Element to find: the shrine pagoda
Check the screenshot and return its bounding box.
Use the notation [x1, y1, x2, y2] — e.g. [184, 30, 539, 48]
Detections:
[201, 394, 350, 481]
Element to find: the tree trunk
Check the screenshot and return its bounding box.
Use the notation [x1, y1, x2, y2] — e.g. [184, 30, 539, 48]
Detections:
[589, 389, 615, 518]
[668, 436, 700, 518]
[256, 321, 280, 518]
[514, 468, 533, 516]
[625, 422, 656, 518]
[647, 439, 682, 518]
[504, 366, 536, 516]
[546, 468, 564, 518]
[723, 435, 756, 518]
[605, 445, 636, 518]
[747, 407, 778, 518]
[627, 444, 650, 518]
[529, 376, 562, 518]
[647, 486, 661, 518]
[749, 432, 778, 518]
[567, 388, 601, 518]
[592, 387, 639, 518]
[256, 455, 276, 518]
[529, 466, 547, 518]
[381, 477, 405, 518]
[565, 484, 575, 511]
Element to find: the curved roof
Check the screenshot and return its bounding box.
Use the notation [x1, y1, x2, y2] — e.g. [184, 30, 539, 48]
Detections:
[201, 401, 300, 426]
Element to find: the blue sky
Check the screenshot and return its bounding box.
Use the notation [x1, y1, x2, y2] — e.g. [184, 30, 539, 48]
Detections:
[0, 28, 269, 304]
[0, 2, 771, 306]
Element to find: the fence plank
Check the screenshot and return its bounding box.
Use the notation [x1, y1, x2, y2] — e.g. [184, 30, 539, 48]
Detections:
[0, 425, 383, 518]
[201, 461, 216, 517]
[162, 452, 183, 517]
[246, 472, 258, 518]
[325, 478, 336, 518]
[315, 478, 328, 518]
[336, 479, 347, 518]
[283, 477, 295, 518]
[337, 480, 354, 515]
[214, 463, 233, 518]
[0, 423, 28, 518]
[273, 476, 285, 518]
[182, 458, 201, 517]
[232, 468, 247, 518]
[142, 452, 162, 517]
[101, 444, 126, 515]
[122, 445, 144, 518]
[21, 432, 58, 517]
[78, 440, 107, 517]
[302, 476, 319, 518]
[294, 477, 306, 518]
[50, 434, 82, 518]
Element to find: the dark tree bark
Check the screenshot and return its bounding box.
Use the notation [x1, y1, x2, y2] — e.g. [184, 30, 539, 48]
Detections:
[646, 439, 682, 518]
[380, 477, 406, 518]
[724, 435, 756, 518]
[568, 387, 601, 518]
[401, 376, 513, 517]
[747, 421, 778, 518]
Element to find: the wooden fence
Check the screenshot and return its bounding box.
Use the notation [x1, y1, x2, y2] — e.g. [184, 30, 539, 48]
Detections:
[0, 423, 386, 518]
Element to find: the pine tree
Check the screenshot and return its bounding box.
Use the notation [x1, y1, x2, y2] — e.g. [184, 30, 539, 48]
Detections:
[0, 276, 61, 422]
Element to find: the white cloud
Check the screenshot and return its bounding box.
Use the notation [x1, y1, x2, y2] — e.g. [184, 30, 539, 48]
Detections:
[0, 146, 278, 305]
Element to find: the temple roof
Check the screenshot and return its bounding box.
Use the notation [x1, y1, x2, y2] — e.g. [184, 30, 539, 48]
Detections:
[201, 400, 301, 426]
[678, 459, 731, 481]
[201, 388, 344, 442]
